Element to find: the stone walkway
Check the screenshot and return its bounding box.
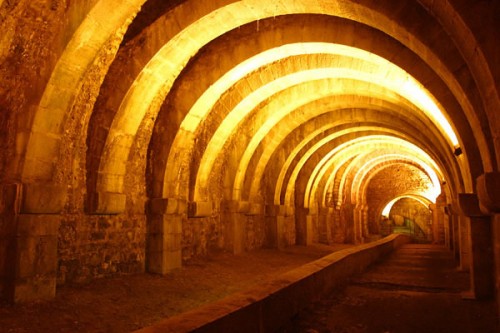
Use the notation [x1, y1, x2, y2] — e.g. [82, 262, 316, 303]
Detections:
[0, 243, 352, 333]
[282, 244, 499, 333]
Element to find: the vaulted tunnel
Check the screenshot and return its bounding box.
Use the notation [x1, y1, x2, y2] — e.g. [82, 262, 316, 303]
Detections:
[0, 0, 499, 330]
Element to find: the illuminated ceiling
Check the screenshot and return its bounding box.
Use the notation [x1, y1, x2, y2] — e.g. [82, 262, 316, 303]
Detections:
[15, 0, 498, 221]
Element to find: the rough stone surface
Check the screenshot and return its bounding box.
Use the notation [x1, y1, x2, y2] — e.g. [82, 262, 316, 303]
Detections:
[0, 0, 498, 321]
[0, 243, 349, 332]
[366, 164, 434, 231]
[284, 244, 499, 333]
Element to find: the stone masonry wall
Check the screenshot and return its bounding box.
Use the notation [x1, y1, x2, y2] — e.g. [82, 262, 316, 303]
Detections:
[366, 164, 434, 231]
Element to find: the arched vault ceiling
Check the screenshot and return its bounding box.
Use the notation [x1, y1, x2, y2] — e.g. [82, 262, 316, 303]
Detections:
[189, 67, 454, 201]
[349, 155, 439, 204]
[284, 135, 443, 207]
[12, 0, 497, 218]
[275, 128, 438, 208]
[255, 109, 462, 206]
[156, 76, 455, 200]
[79, 1, 493, 201]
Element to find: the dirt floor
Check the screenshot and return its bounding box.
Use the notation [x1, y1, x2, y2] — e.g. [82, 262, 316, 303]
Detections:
[0, 243, 352, 333]
[280, 244, 500, 333]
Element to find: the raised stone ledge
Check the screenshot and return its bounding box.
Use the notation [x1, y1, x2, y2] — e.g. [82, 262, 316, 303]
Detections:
[188, 201, 213, 218]
[459, 193, 485, 218]
[476, 172, 500, 214]
[88, 191, 126, 214]
[221, 200, 249, 213]
[245, 203, 262, 216]
[134, 234, 410, 333]
[265, 204, 285, 217]
[285, 206, 295, 217]
[149, 198, 187, 215]
[21, 184, 67, 214]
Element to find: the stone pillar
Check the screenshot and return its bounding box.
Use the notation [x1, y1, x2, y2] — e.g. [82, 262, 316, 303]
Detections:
[3, 183, 64, 303]
[87, 191, 126, 214]
[222, 200, 249, 254]
[295, 206, 309, 246]
[361, 205, 369, 239]
[221, 200, 263, 254]
[306, 206, 318, 245]
[429, 203, 445, 244]
[12, 215, 60, 302]
[459, 193, 495, 300]
[316, 207, 327, 244]
[450, 209, 460, 260]
[332, 206, 343, 243]
[352, 205, 363, 244]
[458, 214, 471, 271]
[429, 204, 438, 243]
[265, 205, 287, 249]
[445, 205, 456, 255]
[476, 172, 500, 315]
[492, 215, 500, 317]
[325, 207, 334, 244]
[443, 209, 451, 249]
[147, 198, 185, 275]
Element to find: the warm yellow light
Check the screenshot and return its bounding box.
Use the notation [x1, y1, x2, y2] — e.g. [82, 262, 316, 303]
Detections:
[66, 1, 466, 200]
[355, 152, 443, 203]
[196, 66, 455, 200]
[196, 68, 395, 201]
[275, 127, 392, 205]
[381, 195, 432, 217]
[302, 136, 443, 208]
[401, 80, 459, 146]
[191, 45, 458, 200]
[101, 36, 459, 197]
[348, 154, 441, 205]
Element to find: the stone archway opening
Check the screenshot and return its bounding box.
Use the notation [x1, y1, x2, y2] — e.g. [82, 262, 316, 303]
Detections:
[385, 197, 433, 243]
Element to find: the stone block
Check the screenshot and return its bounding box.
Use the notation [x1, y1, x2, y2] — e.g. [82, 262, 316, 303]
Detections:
[285, 205, 295, 217]
[21, 184, 67, 214]
[265, 204, 285, 217]
[15, 236, 58, 279]
[245, 203, 262, 216]
[13, 276, 56, 303]
[469, 216, 495, 300]
[458, 193, 484, 217]
[149, 198, 187, 215]
[306, 215, 315, 245]
[20, 159, 54, 183]
[16, 237, 37, 279]
[305, 205, 316, 215]
[146, 250, 163, 274]
[24, 131, 61, 168]
[147, 248, 181, 275]
[0, 241, 6, 275]
[88, 191, 126, 214]
[165, 217, 182, 234]
[163, 249, 182, 272]
[149, 218, 182, 239]
[16, 214, 60, 236]
[221, 200, 249, 213]
[147, 215, 165, 234]
[276, 215, 286, 249]
[188, 201, 212, 217]
[147, 233, 164, 253]
[476, 172, 500, 214]
[164, 233, 182, 252]
[1, 183, 21, 214]
[11, 215, 59, 303]
[35, 237, 59, 276]
[147, 216, 182, 274]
